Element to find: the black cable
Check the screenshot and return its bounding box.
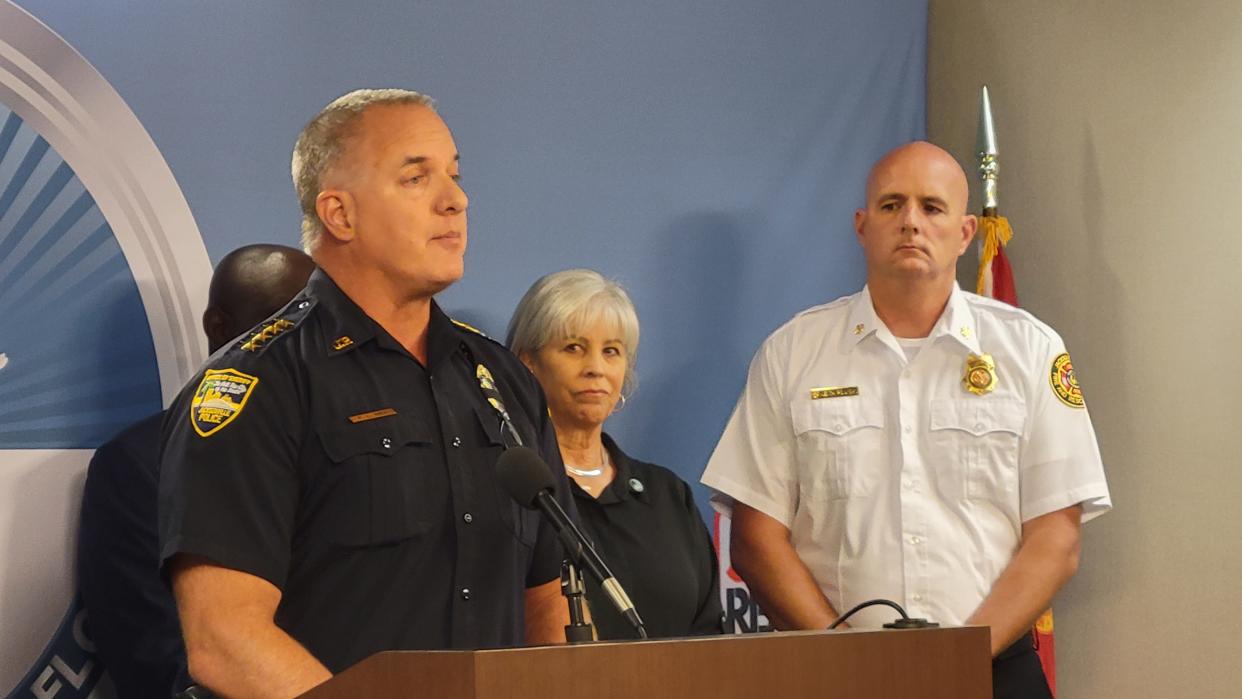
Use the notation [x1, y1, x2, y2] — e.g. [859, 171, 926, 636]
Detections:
[828, 598, 911, 630]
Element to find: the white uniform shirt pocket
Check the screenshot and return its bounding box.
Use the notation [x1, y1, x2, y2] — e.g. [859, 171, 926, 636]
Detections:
[791, 398, 885, 501]
[929, 398, 1025, 505]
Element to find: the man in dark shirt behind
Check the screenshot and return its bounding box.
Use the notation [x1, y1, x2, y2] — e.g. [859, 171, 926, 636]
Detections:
[158, 89, 575, 698]
[77, 244, 313, 698]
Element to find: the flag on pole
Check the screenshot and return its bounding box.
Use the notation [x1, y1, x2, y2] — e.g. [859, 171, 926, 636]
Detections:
[976, 214, 1018, 305]
[975, 86, 1018, 306]
[976, 85, 1055, 694]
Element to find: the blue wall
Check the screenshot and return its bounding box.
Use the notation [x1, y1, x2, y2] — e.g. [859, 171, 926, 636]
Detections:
[19, 0, 926, 518]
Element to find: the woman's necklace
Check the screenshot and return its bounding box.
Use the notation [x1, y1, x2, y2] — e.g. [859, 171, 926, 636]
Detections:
[565, 443, 608, 478]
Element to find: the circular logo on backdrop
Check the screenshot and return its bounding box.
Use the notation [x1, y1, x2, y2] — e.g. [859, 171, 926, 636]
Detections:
[0, 3, 210, 697]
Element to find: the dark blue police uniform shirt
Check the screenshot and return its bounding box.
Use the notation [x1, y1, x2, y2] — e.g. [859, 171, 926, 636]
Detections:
[78, 410, 191, 698]
[158, 269, 574, 673]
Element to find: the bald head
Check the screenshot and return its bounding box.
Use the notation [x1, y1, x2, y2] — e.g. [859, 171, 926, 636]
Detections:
[204, 244, 316, 352]
[853, 141, 977, 289]
[865, 141, 970, 214]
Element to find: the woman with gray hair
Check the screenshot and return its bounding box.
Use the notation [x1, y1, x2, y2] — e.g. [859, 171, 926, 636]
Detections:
[507, 269, 721, 640]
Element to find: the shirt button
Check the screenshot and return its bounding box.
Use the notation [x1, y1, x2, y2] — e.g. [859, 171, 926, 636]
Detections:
[460, 588, 471, 600]
[903, 479, 913, 489]
[913, 593, 923, 602]
[833, 423, 845, 432]
[381, 437, 392, 449]
[297, 301, 310, 309]
[463, 513, 473, 523]
[903, 425, 912, 434]
[452, 436, 462, 448]
[910, 536, 922, 545]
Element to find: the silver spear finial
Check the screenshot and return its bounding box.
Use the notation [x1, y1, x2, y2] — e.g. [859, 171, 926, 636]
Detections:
[977, 85, 999, 213]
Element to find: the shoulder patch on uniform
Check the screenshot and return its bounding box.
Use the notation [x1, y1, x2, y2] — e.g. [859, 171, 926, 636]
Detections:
[451, 318, 488, 338]
[1049, 352, 1085, 408]
[190, 368, 259, 437]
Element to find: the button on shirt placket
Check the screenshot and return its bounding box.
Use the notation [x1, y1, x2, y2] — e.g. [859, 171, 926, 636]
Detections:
[432, 368, 478, 646]
[895, 350, 931, 620]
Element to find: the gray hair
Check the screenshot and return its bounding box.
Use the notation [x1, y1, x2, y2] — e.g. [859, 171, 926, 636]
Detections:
[506, 269, 640, 396]
[291, 88, 437, 252]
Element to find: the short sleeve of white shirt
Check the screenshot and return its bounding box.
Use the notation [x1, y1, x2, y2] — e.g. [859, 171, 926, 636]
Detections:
[702, 322, 800, 527]
[1018, 326, 1112, 523]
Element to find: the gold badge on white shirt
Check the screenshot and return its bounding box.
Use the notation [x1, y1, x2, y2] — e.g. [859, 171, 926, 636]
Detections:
[963, 353, 997, 395]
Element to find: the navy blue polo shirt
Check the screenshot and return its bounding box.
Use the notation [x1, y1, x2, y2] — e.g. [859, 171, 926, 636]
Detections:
[158, 269, 574, 672]
[572, 435, 722, 640]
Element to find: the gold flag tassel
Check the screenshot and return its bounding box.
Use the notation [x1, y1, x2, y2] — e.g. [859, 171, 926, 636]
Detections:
[975, 214, 1014, 295]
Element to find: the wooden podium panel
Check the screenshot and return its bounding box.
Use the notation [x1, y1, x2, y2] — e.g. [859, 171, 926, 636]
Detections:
[301, 626, 990, 698]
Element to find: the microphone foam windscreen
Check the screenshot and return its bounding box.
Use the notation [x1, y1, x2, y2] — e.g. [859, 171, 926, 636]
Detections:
[496, 446, 556, 508]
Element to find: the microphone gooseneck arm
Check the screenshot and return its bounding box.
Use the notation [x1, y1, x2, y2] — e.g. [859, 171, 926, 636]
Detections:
[532, 489, 647, 638]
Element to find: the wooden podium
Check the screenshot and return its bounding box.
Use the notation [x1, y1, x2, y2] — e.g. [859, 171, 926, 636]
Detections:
[300, 626, 990, 698]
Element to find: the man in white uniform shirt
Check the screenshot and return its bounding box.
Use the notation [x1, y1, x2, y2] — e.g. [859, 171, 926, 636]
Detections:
[701, 141, 1110, 699]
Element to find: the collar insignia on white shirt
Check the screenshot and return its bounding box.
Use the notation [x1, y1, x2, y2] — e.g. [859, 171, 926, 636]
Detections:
[853, 323, 865, 335]
[963, 354, 996, 395]
[811, 386, 859, 400]
[960, 326, 972, 338]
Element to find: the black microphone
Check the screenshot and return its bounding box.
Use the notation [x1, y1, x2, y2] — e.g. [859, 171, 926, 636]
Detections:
[496, 446, 648, 639]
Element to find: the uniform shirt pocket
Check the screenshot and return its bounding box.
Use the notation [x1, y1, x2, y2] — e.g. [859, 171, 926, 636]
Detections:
[790, 398, 885, 501]
[318, 418, 438, 546]
[929, 398, 1025, 504]
[472, 405, 539, 548]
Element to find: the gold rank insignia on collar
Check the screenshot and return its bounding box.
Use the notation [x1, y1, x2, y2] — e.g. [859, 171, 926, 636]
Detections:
[853, 323, 865, 335]
[332, 336, 353, 351]
[811, 386, 859, 400]
[241, 318, 294, 352]
[963, 353, 997, 395]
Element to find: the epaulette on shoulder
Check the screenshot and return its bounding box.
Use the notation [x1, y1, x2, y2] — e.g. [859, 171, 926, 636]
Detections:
[452, 317, 516, 352]
[451, 318, 489, 339]
[239, 298, 316, 354]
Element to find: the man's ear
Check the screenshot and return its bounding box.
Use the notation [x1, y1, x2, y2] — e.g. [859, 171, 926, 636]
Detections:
[202, 307, 232, 353]
[959, 214, 978, 255]
[316, 189, 356, 243]
[853, 209, 867, 246]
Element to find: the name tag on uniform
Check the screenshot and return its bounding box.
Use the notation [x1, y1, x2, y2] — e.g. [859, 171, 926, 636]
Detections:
[348, 408, 398, 423]
[810, 386, 859, 400]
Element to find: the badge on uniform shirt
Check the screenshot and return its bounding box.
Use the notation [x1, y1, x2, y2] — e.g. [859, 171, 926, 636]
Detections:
[190, 368, 259, 437]
[1050, 352, 1085, 408]
[963, 353, 997, 395]
[476, 364, 497, 391]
